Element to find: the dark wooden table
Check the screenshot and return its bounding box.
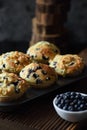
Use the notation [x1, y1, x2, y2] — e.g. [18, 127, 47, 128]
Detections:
[0, 48, 87, 130]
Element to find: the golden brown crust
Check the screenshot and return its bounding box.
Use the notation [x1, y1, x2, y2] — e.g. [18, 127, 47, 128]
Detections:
[20, 63, 57, 88]
[0, 51, 31, 74]
[0, 72, 29, 102]
[27, 41, 60, 64]
[49, 54, 85, 77]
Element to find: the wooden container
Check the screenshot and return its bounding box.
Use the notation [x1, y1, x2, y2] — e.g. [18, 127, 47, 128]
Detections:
[35, 12, 67, 26]
[32, 18, 65, 35]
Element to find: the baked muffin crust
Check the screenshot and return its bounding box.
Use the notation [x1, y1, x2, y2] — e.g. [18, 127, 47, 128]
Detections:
[20, 62, 57, 88]
[0, 51, 31, 74]
[0, 72, 29, 102]
[27, 41, 60, 63]
[49, 54, 85, 77]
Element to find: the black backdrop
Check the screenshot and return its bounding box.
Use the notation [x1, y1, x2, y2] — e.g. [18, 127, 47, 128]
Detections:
[0, 0, 87, 53]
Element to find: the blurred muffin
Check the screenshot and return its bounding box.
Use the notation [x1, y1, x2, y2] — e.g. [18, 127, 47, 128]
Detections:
[49, 54, 85, 77]
[20, 62, 57, 88]
[0, 72, 29, 102]
[27, 41, 60, 64]
[0, 51, 31, 74]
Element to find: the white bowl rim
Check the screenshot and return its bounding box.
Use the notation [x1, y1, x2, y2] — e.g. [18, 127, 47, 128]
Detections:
[53, 92, 87, 114]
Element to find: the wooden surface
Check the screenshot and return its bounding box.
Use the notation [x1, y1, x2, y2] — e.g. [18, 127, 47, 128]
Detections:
[0, 48, 87, 130]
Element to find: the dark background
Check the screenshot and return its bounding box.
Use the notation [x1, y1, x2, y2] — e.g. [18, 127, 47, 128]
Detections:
[0, 0, 87, 54]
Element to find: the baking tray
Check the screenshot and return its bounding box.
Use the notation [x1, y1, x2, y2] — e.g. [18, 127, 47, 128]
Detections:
[0, 66, 87, 111]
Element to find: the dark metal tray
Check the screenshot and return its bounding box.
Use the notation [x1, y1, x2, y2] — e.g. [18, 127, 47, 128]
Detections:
[0, 66, 87, 111]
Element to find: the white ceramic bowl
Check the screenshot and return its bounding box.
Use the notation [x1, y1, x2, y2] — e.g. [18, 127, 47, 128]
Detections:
[53, 93, 87, 122]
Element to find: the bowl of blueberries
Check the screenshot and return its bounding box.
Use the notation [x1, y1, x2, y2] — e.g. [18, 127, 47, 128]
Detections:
[53, 91, 87, 122]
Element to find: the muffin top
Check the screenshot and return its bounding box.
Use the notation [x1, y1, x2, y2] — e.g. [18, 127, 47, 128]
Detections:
[20, 62, 57, 88]
[0, 51, 31, 74]
[0, 72, 29, 102]
[27, 41, 60, 64]
[49, 54, 85, 77]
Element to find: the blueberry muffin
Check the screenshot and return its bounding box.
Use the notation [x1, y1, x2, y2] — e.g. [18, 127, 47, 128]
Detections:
[27, 41, 60, 64]
[20, 62, 57, 88]
[0, 51, 31, 74]
[0, 72, 29, 102]
[49, 54, 85, 77]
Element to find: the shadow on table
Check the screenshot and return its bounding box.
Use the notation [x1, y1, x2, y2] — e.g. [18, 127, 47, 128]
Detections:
[75, 118, 87, 130]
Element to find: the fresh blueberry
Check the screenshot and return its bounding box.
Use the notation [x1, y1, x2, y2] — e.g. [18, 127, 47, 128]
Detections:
[77, 100, 81, 106]
[68, 106, 74, 111]
[57, 104, 63, 109]
[55, 92, 87, 111]
[63, 105, 68, 110]
[73, 99, 78, 104]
